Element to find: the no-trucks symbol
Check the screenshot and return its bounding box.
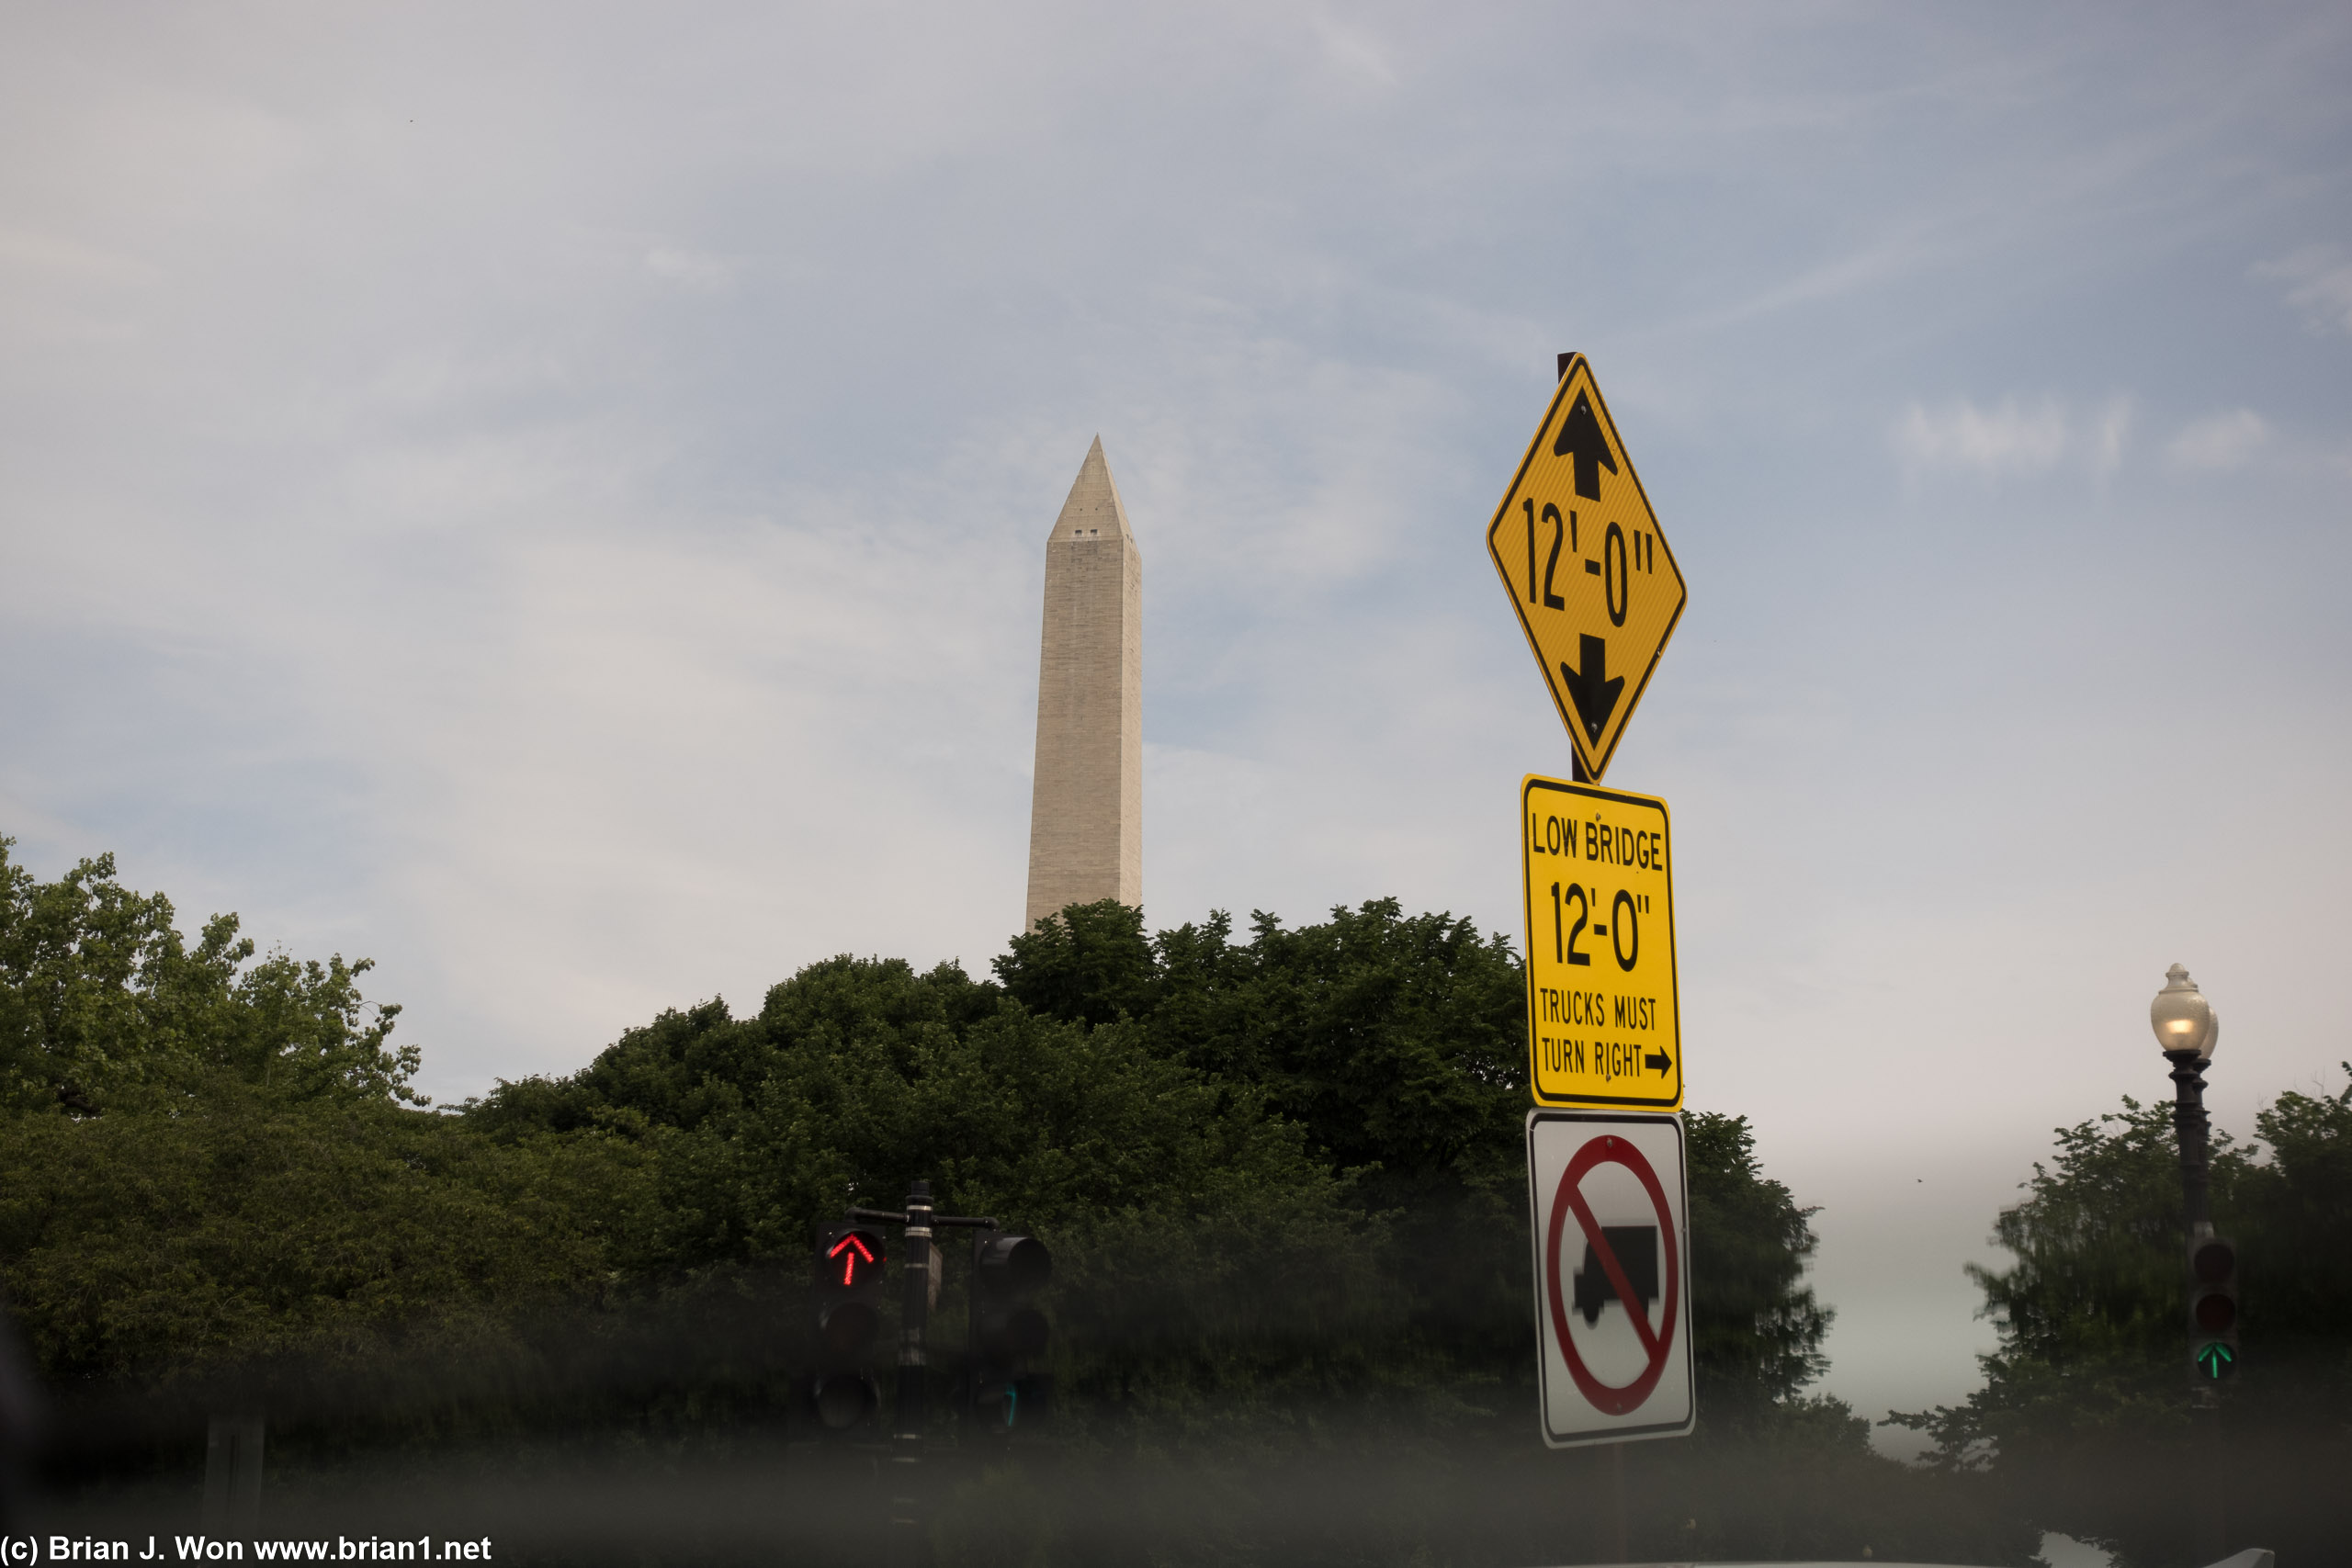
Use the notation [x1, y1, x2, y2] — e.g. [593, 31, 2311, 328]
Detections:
[1546, 1134, 1678, 1413]
[1526, 1111, 1693, 1448]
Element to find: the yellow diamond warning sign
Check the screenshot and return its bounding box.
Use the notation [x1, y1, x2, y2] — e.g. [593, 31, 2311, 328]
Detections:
[1521, 775, 1679, 1111]
[1486, 355, 1686, 781]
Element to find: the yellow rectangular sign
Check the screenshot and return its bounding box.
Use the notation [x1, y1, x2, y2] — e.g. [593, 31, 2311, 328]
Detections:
[1521, 775, 1680, 1111]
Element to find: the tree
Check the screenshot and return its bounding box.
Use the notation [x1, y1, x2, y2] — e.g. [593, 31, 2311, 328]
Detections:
[0, 1090, 650, 1384]
[995, 898, 1857, 1440]
[1684, 1111, 1834, 1424]
[999, 898, 1527, 1206]
[466, 953, 1349, 1277]
[0, 838, 419, 1115]
[0, 840, 639, 1390]
[995, 901, 1160, 1029]
[6, 854, 1913, 1564]
[1891, 1075, 2352, 1567]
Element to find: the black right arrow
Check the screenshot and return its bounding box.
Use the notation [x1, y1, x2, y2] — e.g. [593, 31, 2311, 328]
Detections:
[1645, 1049, 1673, 1077]
[1552, 389, 1619, 501]
[1560, 634, 1623, 743]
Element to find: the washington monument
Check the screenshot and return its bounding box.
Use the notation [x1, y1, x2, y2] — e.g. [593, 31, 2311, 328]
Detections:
[1023, 436, 1141, 931]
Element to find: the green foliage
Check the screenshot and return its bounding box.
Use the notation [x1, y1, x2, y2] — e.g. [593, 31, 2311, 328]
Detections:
[1000, 898, 1528, 1205]
[466, 943, 1420, 1442]
[2233, 1072, 2352, 1362]
[0, 1092, 650, 1384]
[0, 840, 641, 1388]
[1685, 1112, 1833, 1422]
[994, 900, 1159, 1029]
[998, 901, 1838, 1438]
[0, 860, 1849, 1439]
[996, 898, 1540, 1415]
[1892, 1075, 2352, 1567]
[0, 838, 419, 1115]
[1976, 1098, 2250, 1373]
[4, 858, 1928, 1562]
[468, 953, 1340, 1277]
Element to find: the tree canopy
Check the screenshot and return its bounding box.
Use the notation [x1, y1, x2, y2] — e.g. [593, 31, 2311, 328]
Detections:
[0, 839, 644, 1390]
[1892, 1077, 2352, 1567]
[0, 839, 419, 1116]
[2, 855, 1982, 1563]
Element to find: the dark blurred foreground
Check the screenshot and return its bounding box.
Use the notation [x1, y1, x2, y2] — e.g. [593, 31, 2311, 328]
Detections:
[19, 1343, 2349, 1568]
[20, 1443, 2003, 1568]
[14, 1287, 2020, 1568]
[14, 1252, 2348, 1568]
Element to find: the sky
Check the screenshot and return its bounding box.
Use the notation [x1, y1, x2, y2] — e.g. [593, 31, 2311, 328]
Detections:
[4, 1, 2348, 1453]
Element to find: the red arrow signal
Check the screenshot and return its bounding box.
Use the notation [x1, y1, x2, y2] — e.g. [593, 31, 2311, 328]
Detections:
[828, 1231, 880, 1287]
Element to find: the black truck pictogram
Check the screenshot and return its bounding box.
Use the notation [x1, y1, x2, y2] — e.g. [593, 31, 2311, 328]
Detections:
[1571, 1224, 1660, 1326]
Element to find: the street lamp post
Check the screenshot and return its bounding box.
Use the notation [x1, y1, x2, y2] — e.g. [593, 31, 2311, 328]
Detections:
[2149, 963, 2220, 1239]
[2149, 963, 2226, 1562]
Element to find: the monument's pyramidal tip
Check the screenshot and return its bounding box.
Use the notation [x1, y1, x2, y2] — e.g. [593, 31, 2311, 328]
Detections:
[1049, 434, 1133, 542]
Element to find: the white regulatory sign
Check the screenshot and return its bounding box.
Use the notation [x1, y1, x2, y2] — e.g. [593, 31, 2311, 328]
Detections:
[1526, 1109, 1695, 1448]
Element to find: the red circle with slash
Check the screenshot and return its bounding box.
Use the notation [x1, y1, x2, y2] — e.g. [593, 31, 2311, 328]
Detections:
[1544, 1133, 1680, 1414]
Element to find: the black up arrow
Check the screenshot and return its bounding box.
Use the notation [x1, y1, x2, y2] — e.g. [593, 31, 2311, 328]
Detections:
[1561, 634, 1623, 743]
[1553, 389, 1618, 501]
[1645, 1049, 1673, 1077]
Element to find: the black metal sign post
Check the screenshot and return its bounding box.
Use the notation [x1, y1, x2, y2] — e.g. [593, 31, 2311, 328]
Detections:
[1557, 348, 1608, 1562]
[848, 1182, 1001, 1568]
[892, 1181, 932, 1562]
[1556, 351, 1638, 1562]
[2164, 1048, 2230, 1563]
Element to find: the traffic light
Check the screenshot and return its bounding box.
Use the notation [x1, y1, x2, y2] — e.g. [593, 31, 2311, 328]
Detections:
[2188, 1235, 2239, 1382]
[810, 1222, 888, 1432]
[970, 1234, 1051, 1430]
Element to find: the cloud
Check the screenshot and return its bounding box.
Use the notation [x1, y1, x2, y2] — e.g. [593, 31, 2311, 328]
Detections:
[2088, 399, 2132, 479]
[1894, 395, 2131, 481]
[1308, 12, 1398, 88]
[0, 229, 161, 286]
[2165, 409, 2271, 472]
[2254, 246, 2352, 336]
[644, 245, 738, 293]
[1896, 398, 2067, 478]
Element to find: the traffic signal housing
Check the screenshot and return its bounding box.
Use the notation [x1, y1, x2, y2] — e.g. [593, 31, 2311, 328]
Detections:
[971, 1234, 1051, 1430]
[810, 1222, 888, 1432]
[2188, 1235, 2239, 1382]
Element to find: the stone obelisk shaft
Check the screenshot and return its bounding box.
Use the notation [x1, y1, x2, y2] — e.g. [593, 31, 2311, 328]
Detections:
[1024, 436, 1141, 931]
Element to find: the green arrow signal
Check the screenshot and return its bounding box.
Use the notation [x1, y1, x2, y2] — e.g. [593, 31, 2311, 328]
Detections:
[2196, 1342, 2236, 1379]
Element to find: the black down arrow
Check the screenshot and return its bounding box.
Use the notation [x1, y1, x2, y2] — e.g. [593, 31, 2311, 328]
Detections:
[1553, 389, 1619, 501]
[1561, 635, 1623, 743]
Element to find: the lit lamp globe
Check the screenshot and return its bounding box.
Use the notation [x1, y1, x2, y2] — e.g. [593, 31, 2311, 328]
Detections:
[2150, 963, 2216, 1059]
